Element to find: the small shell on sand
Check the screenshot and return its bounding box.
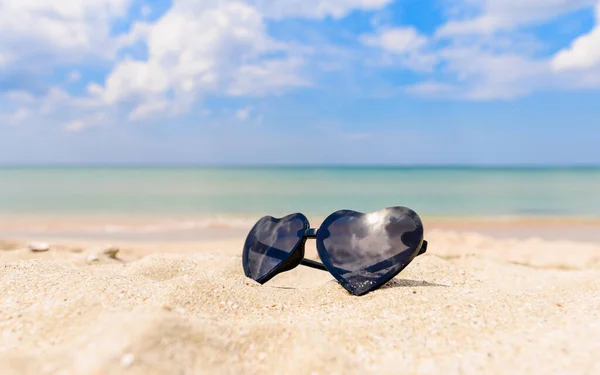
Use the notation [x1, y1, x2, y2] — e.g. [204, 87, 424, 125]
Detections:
[102, 246, 120, 259]
[121, 354, 135, 367]
[28, 242, 50, 252]
[84, 245, 120, 262]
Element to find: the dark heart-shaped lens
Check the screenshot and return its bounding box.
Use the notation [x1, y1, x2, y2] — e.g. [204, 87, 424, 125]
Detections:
[316, 206, 424, 295]
[242, 213, 308, 283]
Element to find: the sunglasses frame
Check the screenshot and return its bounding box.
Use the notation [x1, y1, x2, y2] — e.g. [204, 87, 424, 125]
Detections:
[242, 208, 428, 296]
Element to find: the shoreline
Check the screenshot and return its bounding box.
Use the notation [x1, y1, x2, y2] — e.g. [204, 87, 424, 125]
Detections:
[2, 214, 600, 242]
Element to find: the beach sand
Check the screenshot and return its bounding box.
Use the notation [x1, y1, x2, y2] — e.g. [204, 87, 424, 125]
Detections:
[1, 222, 599, 375]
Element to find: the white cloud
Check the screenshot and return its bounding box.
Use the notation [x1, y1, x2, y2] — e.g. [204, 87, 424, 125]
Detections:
[437, 0, 596, 36]
[0, 2, 129, 129]
[378, 0, 600, 99]
[68, 71, 82, 83]
[361, 27, 427, 53]
[63, 119, 86, 132]
[0, 108, 31, 126]
[93, 58, 170, 104]
[404, 46, 551, 101]
[552, 2, 600, 71]
[141, 5, 152, 18]
[63, 112, 108, 132]
[115, 22, 153, 48]
[405, 81, 456, 97]
[0, 51, 12, 67]
[443, 48, 549, 100]
[226, 59, 309, 96]
[92, 0, 309, 119]
[0, 0, 133, 67]
[235, 106, 254, 121]
[6, 91, 35, 103]
[248, 0, 394, 20]
[129, 99, 169, 121]
[40, 88, 72, 114]
[360, 27, 437, 71]
[1, 86, 111, 133]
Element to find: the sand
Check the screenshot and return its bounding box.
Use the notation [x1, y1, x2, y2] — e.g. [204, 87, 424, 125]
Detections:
[1, 226, 599, 375]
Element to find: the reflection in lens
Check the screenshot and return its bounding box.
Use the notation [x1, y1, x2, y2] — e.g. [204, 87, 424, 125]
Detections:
[319, 207, 423, 295]
[243, 215, 306, 281]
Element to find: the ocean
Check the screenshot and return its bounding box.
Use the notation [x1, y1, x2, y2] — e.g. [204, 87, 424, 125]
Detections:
[1, 166, 599, 219]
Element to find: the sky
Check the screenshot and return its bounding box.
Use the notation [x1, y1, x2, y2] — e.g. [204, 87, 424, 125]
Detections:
[0, 0, 599, 165]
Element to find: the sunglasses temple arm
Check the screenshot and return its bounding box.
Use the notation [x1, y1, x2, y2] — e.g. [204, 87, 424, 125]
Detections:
[418, 240, 428, 256]
[259, 244, 328, 271]
[297, 228, 328, 271]
[300, 258, 328, 271]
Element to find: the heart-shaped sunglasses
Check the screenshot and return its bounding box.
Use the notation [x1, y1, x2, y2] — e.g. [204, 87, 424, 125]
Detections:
[242, 206, 428, 296]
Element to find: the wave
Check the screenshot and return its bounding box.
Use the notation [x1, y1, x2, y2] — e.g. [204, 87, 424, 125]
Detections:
[0, 216, 262, 236]
[101, 218, 258, 233]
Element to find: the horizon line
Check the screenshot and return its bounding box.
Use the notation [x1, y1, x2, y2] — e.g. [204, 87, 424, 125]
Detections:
[1, 163, 600, 169]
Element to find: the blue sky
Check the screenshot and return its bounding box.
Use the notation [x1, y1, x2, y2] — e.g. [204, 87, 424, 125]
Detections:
[1, 0, 599, 165]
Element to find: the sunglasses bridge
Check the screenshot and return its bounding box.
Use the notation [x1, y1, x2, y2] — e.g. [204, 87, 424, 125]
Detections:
[304, 228, 318, 238]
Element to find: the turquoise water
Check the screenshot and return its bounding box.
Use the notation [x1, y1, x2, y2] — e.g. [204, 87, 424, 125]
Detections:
[0, 167, 599, 219]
